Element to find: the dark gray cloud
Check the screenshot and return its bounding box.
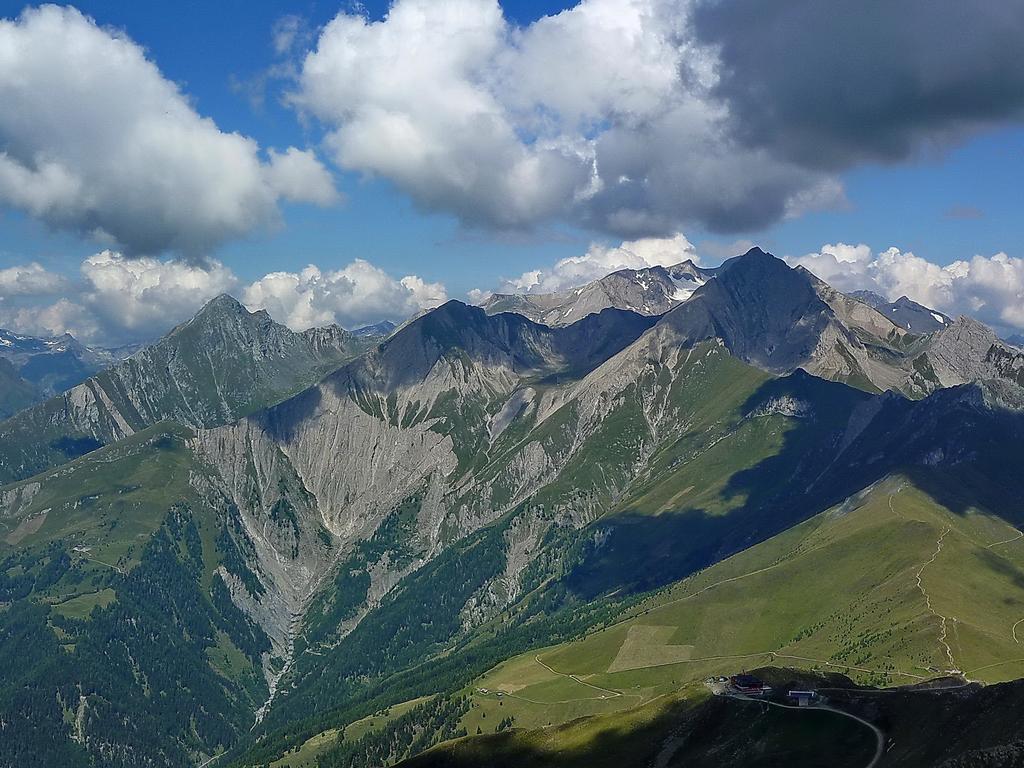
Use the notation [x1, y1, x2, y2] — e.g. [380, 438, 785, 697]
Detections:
[693, 0, 1024, 169]
[584, 110, 842, 235]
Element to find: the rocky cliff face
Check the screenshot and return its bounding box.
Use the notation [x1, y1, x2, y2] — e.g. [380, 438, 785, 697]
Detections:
[0, 295, 375, 483]
[913, 316, 1024, 388]
[191, 256, 1024, 706]
[481, 261, 715, 326]
[188, 303, 658, 708]
[849, 290, 950, 333]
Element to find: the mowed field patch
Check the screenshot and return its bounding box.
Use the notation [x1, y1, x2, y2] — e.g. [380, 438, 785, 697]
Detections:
[4, 509, 47, 544]
[607, 625, 694, 672]
[472, 473, 1024, 737]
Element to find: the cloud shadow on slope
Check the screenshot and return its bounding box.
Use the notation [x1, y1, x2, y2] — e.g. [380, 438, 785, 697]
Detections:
[565, 372, 1024, 600]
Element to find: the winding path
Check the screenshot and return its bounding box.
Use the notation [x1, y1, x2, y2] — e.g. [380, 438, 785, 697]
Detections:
[533, 655, 640, 700]
[1012, 618, 1024, 644]
[986, 529, 1023, 550]
[914, 526, 959, 672]
[73, 550, 126, 575]
[728, 694, 885, 768]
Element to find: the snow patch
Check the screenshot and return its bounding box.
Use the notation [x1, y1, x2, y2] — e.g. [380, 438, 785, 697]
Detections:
[669, 274, 703, 302]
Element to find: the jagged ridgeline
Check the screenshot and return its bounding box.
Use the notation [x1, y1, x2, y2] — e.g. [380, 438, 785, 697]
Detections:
[0, 295, 376, 484]
[2, 249, 1024, 768]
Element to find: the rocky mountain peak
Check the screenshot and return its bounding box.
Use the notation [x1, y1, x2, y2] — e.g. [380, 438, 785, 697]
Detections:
[848, 289, 889, 308]
[302, 324, 359, 356]
[352, 320, 398, 338]
[195, 292, 247, 317]
[658, 248, 834, 373]
[846, 290, 948, 333]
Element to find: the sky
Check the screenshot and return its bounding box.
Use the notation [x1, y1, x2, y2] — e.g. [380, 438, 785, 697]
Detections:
[0, 0, 1022, 344]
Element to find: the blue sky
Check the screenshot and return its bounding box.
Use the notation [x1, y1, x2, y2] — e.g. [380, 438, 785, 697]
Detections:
[0, 0, 592, 292]
[0, 1, 1022, 342]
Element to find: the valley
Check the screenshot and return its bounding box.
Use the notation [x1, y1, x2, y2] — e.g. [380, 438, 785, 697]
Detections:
[2, 249, 1024, 768]
[1, 2, 1021, 765]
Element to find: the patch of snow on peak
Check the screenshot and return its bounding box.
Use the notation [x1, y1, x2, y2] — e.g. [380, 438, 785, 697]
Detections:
[669, 273, 703, 302]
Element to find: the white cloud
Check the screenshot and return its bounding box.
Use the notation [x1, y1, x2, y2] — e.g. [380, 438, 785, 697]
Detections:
[242, 260, 447, 330]
[1, 297, 99, 342]
[0, 262, 68, 296]
[1, 251, 239, 343]
[291, 0, 840, 236]
[788, 243, 1024, 332]
[265, 148, 342, 206]
[496, 232, 698, 294]
[0, 6, 337, 256]
[271, 14, 311, 56]
[79, 251, 240, 339]
[0, 251, 447, 344]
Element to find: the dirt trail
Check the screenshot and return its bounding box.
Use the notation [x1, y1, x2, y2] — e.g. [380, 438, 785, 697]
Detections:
[727, 695, 885, 768]
[986, 529, 1023, 550]
[534, 655, 637, 699]
[914, 527, 959, 673]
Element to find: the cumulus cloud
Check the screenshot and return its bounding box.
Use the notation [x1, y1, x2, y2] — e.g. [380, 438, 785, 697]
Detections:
[288, 0, 1022, 237]
[0, 6, 337, 256]
[243, 260, 447, 330]
[788, 244, 1024, 332]
[289, 0, 842, 236]
[265, 148, 342, 206]
[0, 251, 239, 343]
[492, 232, 698, 295]
[0, 262, 69, 296]
[78, 251, 241, 340]
[0, 252, 444, 344]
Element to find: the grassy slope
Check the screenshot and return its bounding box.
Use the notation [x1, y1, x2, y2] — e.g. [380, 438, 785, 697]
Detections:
[404, 680, 876, 768]
[0, 424, 273, 765]
[0, 423, 199, 572]
[459, 475, 1024, 736]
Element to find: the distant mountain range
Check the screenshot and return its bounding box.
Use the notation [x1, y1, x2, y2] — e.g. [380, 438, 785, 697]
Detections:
[847, 289, 951, 333]
[0, 295, 381, 483]
[0, 328, 138, 419]
[481, 260, 713, 326]
[1, 248, 1023, 768]
[352, 320, 398, 337]
[488, 248, 1021, 397]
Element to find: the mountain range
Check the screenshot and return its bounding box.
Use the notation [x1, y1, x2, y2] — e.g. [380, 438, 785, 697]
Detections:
[0, 328, 139, 420]
[1, 247, 1023, 768]
[848, 290, 951, 333]
[0, 296, 378, 484]
[481, 260, 713, 326]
